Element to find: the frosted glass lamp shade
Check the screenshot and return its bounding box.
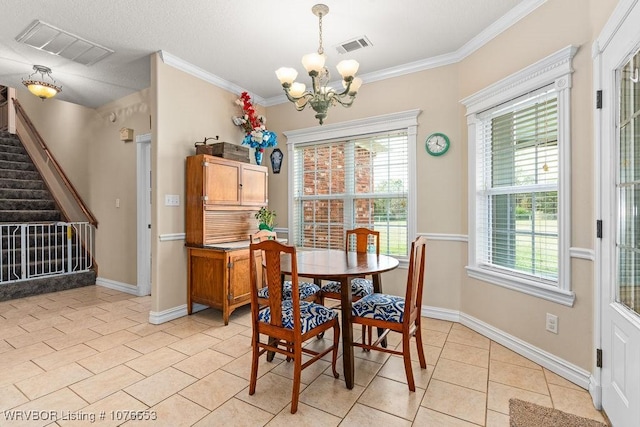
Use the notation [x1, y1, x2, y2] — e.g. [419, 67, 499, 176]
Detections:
[276, 67, 298, 85]
[336, 59, 359, 78]
[289, 82, 306, 98]
[302, 52, 326, 73]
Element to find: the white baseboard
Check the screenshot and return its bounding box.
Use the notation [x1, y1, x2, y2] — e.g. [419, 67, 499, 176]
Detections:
[96, 277, 141, 296]
[420, 304, 592, 392]
[148, 304, 187, 324]
[590, 375, 602, 410]
[458, 311, 592, 390]
[148, 302, 210, 325]
[421, 305, 461, 323]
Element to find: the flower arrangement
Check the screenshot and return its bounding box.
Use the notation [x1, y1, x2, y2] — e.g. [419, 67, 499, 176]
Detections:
[233, 92, 277, 152]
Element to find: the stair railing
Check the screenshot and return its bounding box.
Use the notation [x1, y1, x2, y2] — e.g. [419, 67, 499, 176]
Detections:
[0, 222, 94, 283]
[11, 98, 98, 227]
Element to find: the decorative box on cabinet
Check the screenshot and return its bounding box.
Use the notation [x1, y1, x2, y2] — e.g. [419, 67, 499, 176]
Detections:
[186, 154, 268, 245]
[186, 243, 255, 325]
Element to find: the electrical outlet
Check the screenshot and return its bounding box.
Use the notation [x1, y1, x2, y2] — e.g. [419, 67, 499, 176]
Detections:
[164, 194, 180, 206]
[546, 313, 558, 334]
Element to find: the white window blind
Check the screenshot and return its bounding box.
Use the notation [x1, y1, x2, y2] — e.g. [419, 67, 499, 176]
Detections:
[292, 131, 409, 257]
[476, 87, 559, 283]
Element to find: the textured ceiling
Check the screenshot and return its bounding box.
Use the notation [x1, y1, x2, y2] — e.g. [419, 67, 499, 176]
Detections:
[0, 0, 544, 109]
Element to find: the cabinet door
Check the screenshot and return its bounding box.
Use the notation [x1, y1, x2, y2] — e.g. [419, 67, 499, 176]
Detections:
[228, 250, 252, 305]
[188, 248, 225, 307]
[204, 159, 241, 205]
[241, 164, 268, 206]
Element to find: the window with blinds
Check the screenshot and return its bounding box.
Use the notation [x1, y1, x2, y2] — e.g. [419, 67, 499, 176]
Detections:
[292, 131, 409, 257]
[476, 87, 559, 283]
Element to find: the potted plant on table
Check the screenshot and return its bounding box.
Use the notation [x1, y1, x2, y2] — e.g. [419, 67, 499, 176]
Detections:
[255, 207, 277, 231]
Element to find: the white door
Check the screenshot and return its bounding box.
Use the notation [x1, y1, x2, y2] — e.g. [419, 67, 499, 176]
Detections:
[598, 2, 640, 426]
[136, 134, 152, 296]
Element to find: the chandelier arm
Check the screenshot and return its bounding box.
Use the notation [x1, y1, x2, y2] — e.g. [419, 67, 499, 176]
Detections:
[332, 95, 357, 108]
[282, 88, 312, 111]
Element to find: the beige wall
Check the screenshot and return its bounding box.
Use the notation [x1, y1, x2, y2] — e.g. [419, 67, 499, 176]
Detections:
[16, 87, 150, 287]
[150, 53, 259, 313]
[266, 0, 617, 371]
[91, 90, 151, 286]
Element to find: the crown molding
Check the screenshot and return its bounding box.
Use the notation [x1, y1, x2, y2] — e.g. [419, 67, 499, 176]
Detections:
[160, 0, 547, 109]
[265, 0, 547, 106]
[158, 50, 266, 106]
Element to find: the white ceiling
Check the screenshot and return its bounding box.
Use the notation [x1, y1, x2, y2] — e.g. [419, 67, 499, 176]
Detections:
[0, 0, 544, 109]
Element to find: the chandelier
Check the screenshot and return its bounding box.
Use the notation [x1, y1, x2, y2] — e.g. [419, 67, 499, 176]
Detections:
[276, 4, 362, 125]
[22, 65, 62, 100]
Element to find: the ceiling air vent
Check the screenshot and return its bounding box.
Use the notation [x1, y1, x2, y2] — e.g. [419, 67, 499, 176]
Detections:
[15, 20, 114, 66]
[336, 36, 372, 54]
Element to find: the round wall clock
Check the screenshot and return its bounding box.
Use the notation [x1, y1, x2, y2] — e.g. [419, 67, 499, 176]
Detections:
[425, 132, 450, 156]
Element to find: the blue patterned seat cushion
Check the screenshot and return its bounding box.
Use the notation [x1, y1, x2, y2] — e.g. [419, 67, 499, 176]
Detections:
[256, 281, 319, 300]
[257, 300, 337, 333]
[321, 278, 374, 298]
[351, 293, 405, 323]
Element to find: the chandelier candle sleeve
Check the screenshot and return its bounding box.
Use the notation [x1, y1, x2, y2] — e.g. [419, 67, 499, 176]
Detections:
[275, 3, 361, 125]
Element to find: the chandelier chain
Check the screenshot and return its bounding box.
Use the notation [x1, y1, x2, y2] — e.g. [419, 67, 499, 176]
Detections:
[318, 11, 324, 55]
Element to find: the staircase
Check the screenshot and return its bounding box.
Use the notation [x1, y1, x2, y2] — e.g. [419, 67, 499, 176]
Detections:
[0, 130, 96, 300]
[0, 131, 61, 222]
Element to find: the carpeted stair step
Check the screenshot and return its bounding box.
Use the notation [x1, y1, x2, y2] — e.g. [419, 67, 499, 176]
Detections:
[0, 169, 42, 180]
[0, 178, 46, 190]
[0, 159, 37, 172]
[0, 144, 28, 155]
[0, 270, 97, 301]
[0, 210, 61, 222]
[0, 136, 23, 147]
[1, 229, 68, 248]
[1, 256, 87, 281]
[2, 243, 77, 264]
[0, 188, 51, 199]
[0, 199, 58, 210]
[0, 151, 31, 163]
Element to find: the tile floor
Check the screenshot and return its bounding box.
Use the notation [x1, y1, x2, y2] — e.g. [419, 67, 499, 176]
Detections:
[0, 286, 607, 426]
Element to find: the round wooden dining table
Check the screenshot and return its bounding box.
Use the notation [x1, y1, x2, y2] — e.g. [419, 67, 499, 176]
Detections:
[279, 249, 399, 389]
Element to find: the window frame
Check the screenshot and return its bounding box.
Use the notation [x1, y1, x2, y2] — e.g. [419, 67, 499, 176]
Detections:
[284, 110, 420, 266]
[461, 45, 577, 306]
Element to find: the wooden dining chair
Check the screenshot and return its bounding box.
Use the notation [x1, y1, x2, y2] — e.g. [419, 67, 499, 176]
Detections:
[248, 239, 340, 413]
[350, 235, 428, 391]
[251, 230, 321, 304]
[320, 227, 380, 305]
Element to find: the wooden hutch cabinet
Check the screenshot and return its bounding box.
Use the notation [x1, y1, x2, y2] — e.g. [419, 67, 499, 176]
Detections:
[185, 154, 268, 324]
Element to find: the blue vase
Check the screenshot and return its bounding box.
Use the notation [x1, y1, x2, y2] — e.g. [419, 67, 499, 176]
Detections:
[255, 150, 263, 165]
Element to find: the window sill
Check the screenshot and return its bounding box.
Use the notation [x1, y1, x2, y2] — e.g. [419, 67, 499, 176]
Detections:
[466, 265, 575, 307]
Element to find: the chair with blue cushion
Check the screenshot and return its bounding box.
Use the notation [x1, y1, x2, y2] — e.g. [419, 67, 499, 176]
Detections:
[251, 230, 321, 305]
[248, 239, 340, 414]
[351, 235, 428, 391]
[320, 227, 379, 305]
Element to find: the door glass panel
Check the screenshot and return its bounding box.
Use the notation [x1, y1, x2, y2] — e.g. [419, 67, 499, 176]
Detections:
[617, 49, 640, 315]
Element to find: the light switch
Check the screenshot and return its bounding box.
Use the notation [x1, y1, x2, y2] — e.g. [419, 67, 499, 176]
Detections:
[164, 194, 180, 206]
